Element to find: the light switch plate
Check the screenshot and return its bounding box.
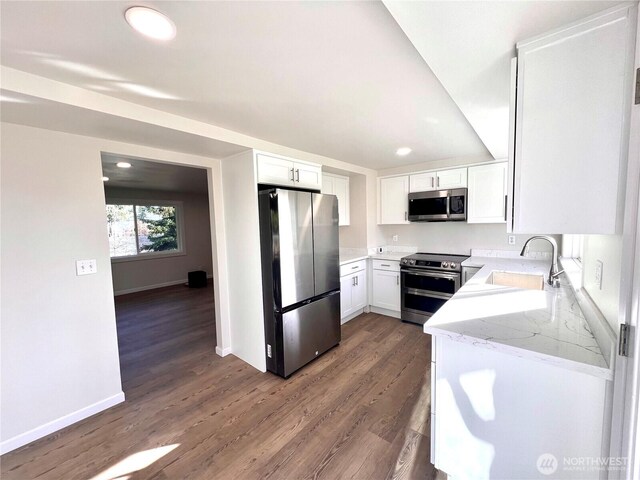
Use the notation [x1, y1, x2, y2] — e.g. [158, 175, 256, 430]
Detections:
[508, 235, 516, 245]
[392, 235, 399, 242]
[595, 260, 603, 290]
[76, 259, 97, 276]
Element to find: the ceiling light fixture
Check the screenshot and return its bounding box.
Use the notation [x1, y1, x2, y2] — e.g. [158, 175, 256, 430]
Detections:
[116, 162, 132, 169]
[102, 176, 110, 182]
[125, 7, 176, 41]
[396, 147, 412, 156]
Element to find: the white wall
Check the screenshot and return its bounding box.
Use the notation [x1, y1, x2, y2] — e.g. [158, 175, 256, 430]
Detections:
[105, 187, 214, 295]
[1, 123, 124, 452]
[0, 122, 231, 454]
[377, 222, 557, 254]
[220, 151, 266, 372]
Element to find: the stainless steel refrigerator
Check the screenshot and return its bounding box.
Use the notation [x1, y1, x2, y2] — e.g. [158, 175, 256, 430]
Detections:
[258, 188, 341, 378]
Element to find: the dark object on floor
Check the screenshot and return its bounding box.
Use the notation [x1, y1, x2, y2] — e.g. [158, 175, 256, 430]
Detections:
[188, 270, 207, 288]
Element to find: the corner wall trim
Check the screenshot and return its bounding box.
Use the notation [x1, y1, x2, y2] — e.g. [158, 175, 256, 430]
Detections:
[0, 391, 125, 455]
[215, 346, 232, 357]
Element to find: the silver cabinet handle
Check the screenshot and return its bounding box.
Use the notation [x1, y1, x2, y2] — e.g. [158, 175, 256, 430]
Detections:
[356, 276, 358, 286]
[405, 211, 408, 221]
[290, 168, 294, 181]
[296, 169, 300, 182]
[437, 177, 440, 188]
[352, 277, 356, 286]
[431, 177, 434, 188]
[352, 265, 359, 269]
[381, 264, 390, 267]
[397, 275, 399, 286]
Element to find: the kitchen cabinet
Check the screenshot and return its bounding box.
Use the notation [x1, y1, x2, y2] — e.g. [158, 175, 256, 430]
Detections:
[409, 168, 467, 193]
[467, 162, 507, 224]
[378, 176, 409, 224]
[322, 173, 350, 226]
[509, 4, 635, 234]
[256, 153, 322, 191]
[371, 260, 400, 312]
[340, 260, 367, 322]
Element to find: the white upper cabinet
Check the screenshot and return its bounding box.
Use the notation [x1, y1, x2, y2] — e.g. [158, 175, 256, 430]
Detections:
[409, 168, 467, 193]
[467, 162, 507, 224]
[379, 176, 409, 224]
[256, 153, 322, 191]
[322, 173, 350, 226]
[511, 4, 635, 234]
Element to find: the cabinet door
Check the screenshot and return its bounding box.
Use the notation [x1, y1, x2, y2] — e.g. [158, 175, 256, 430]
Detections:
[436, 168, 467, 189]
[372, 269, 401, 311]
[332, 175, 350, 226]
[321, 174, 335, 195]
[257, 154, 293, 186]
[467, 163, 507, 223]
[352, 270, 367, 311]
[294, 162, 322, 190]
[409, 172, 436, 192]
[513, 5, 633, 233]
[340, 275, 354, 318]
[379, 176, 409, 224]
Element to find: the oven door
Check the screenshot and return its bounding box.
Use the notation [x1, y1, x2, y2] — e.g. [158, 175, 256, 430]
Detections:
[401, 269, 460, 324]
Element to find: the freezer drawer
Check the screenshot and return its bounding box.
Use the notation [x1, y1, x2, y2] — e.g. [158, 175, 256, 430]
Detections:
[282, 291, 340, 377]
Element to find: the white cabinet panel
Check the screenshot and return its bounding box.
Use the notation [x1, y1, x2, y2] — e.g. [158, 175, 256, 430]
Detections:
[340, 262, 367, 320]
[467, 162, 507, 224]
[294, 162, 322, 190]
[256, 154, 293, 185]
[512, 5, 634, 233]
[379, 176, 409, 224]
[322, 173, 350, 226]
[409, 172, 436, 192]
[372, 268, 400, 311]
[436, 168, 467, 189]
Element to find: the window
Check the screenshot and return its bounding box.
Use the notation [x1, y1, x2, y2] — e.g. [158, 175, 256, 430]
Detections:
[106, 201, 183, 259]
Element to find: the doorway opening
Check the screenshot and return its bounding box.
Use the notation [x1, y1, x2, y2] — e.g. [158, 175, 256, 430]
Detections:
[101, 153, 216, 397]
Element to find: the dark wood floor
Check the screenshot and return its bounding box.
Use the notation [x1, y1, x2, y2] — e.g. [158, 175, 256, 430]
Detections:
[1, 283, 440, 480]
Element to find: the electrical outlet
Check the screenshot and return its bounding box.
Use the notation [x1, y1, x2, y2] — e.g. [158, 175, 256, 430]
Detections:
[76, 259, 97, 276]
[595, 260, 603, 290]
[508, 235, 516, 245]
[392, 235, 399, 242]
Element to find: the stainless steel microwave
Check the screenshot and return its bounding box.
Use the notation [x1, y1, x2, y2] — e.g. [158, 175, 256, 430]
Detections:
[408, 188, 467, 222]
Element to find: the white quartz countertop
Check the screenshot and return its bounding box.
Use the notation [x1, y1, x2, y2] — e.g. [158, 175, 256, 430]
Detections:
[339, 252, 406, 265]
[424, 256, 612, 380]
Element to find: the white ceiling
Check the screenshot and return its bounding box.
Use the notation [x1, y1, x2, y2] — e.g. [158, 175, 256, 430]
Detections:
[383, 0, 618, 159]
[102, 153, 208, 193]
[0, 1, 622, 170]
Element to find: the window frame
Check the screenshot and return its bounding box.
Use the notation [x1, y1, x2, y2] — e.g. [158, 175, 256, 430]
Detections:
[106, 198, 186, 263]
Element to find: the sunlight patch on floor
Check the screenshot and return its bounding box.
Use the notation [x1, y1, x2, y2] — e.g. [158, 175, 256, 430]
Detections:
[89, 443, 180, 480]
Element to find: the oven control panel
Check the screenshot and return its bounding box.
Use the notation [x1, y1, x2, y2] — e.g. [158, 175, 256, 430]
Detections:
[401, 258, 460, 270]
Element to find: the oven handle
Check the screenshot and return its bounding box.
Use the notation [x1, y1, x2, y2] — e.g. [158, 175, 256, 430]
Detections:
[401, 269, 460, 281]
[402, 288, 452, 300]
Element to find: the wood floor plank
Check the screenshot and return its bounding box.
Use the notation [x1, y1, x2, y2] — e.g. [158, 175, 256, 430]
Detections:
[1, 283, 439, 480]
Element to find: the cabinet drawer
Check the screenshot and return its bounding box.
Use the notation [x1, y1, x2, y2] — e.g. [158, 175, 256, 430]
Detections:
[340, 260, 366, 277]
[372, 259, 400, 272]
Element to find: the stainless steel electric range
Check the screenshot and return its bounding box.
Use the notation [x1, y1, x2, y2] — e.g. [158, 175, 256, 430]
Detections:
[400, 252, 469, 325]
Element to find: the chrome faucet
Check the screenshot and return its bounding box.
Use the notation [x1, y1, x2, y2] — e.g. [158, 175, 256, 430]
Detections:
[520, 235, 564, 288]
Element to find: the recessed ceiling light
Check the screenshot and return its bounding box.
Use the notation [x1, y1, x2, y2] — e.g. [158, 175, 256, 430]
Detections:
[125, 7, 176, 41]
[116, 162, 132, 169]
[396, 147, 412, 156]
[102, 176, 110, 182]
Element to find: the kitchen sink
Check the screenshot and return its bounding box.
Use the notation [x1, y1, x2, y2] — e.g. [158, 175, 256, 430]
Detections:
[486, 271, 545, 290]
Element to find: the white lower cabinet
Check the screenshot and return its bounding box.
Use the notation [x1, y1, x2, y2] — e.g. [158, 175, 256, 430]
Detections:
[431, 336, 607, 478]
[340, 261, 367, 321]
[371, 261, 400, 312]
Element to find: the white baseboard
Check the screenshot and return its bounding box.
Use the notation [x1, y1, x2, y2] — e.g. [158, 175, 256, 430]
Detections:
[369, 306, 401, 319]
[216, 346, 232, 357]
[0, 391, 125, 455]
[341, 308, 365, 325]
[114, 275, 213, 296]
